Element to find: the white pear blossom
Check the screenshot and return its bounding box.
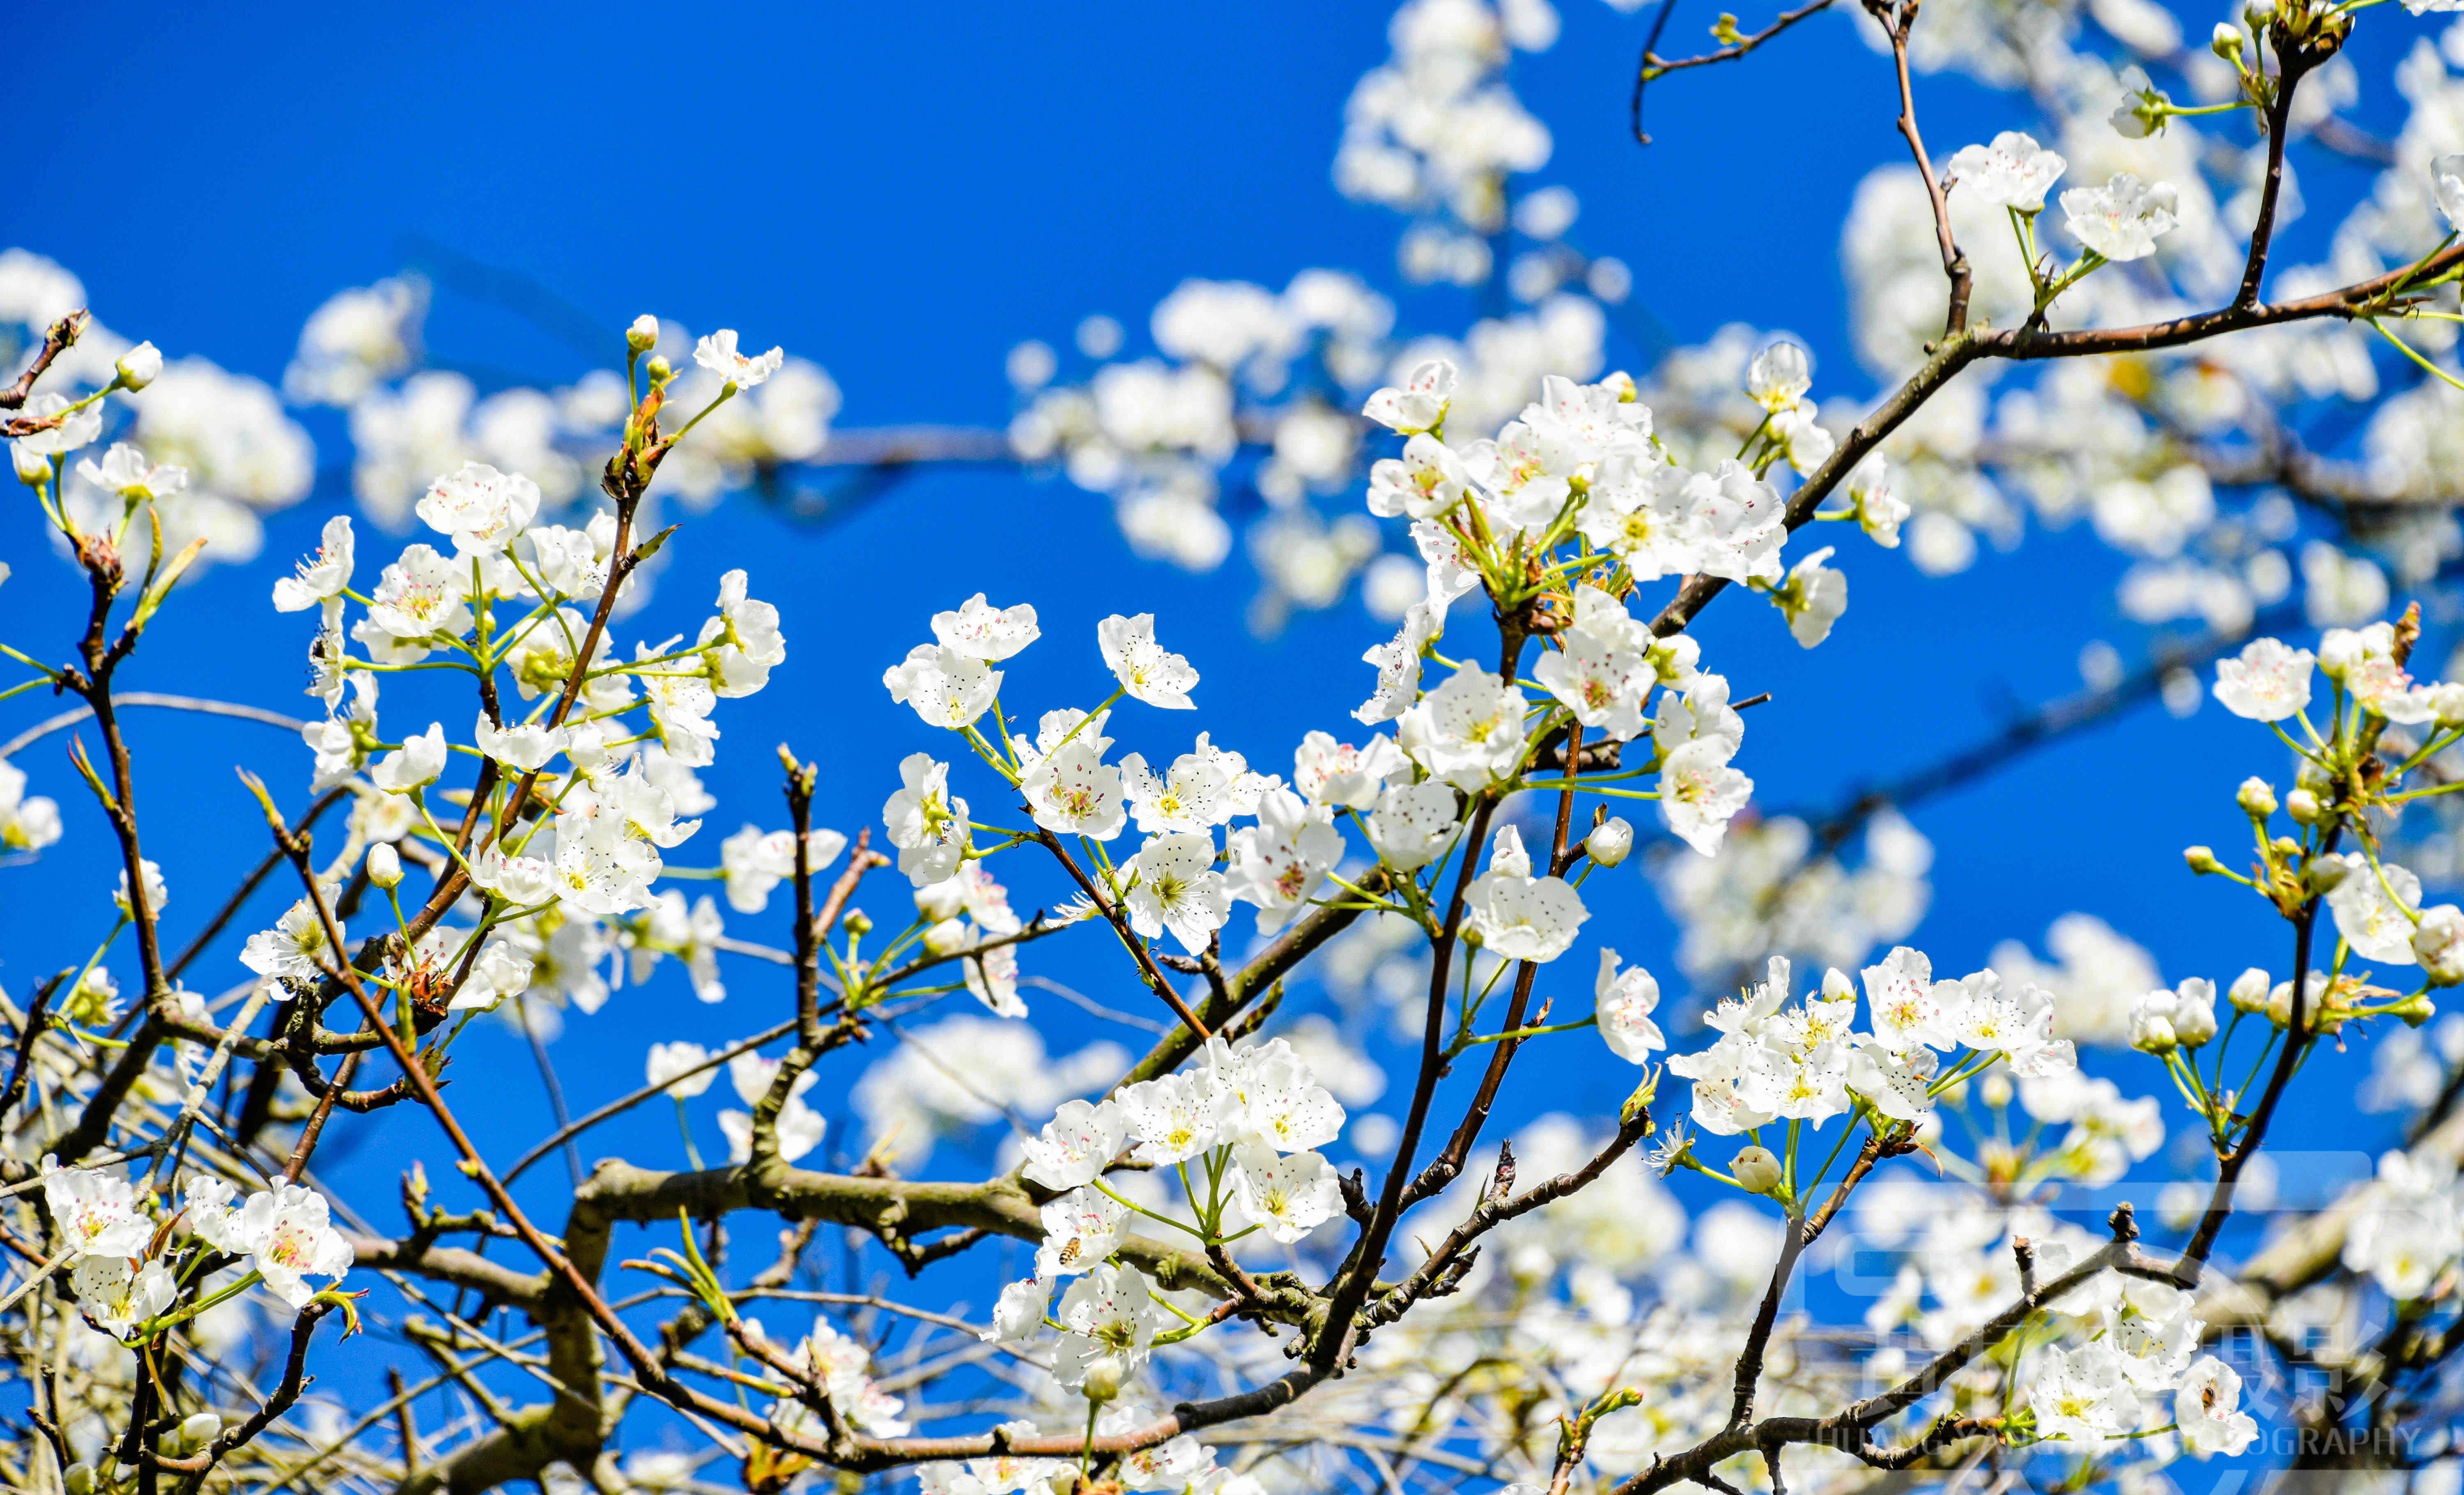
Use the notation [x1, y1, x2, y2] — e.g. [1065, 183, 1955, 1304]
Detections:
[931, 593, 1040, 660]
[883, 753, 971, 887]
[472, 713, 567, 772]
[702, 569, 786, 698]
[646, 1041, 718, 1097]
[1225, 787, 1344, 932]
[884, 642, 999, 730]
[239, 888, 342, 983]
[719, 825, 800, 914]
[1595, 949, 1664, 1060]
[1362, 357, 1456, 434]
[1123, 831, 1231, 953]
[41, 1160, 153, 1258]
[2434, 154, 2464, 231]
[370, 721, 446, 794]
[1098, 613, 1200, 709]
[2029, 1344, 2142, 1442]
[1774, 545, 1848, 647]
[272, 515, 355, 612]
[1746, 342, 1813, 413]
[692, 329, 784, 389]
[2325, 854, 2422, 965]
[1399, 665, 1528, 790]
[1355, 601, 1442, 724]
[1659, 738, 1753, 856]
[70, 1256, 175, 1340]
[2060, 172, 2179, 261]
[1945, 131, 2066, 211]
[1036, 1187, 1127, 1277]
[1115, 1074, 1218, 1165]
[367, 545, 473, 640]
[1366, 780, 1459, 870]
[1467, 825, 1587, 963]
[2176, 1356, 2258, 1457]
[416, 461, 540, 555]
[0, 760, 63, 854]
[1053, 1263, 1170, 1390]
[2212, 638, 2315, 721]
[216, 1181, 355, 1308]
[1292, 731, 1407, 809]
[1022, 1099, 1129, 1190]
[1227, 1144, 1342, 1241]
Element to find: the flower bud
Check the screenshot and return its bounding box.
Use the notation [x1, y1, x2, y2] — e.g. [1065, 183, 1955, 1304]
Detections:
[645, 355, 674, 383]
[2211, 21, 2245, 59]
[2228, 967, 2271, 1012]
[2237, 777, 2277, 817]
[2433, 681, 2464, 728]
[626, 315, 660, 354]
[915, 878, 966, 922]
[64, 1463, 94, 1495]
[2172, 979, 2218, 1046]
[115, 340, 162, 391]
[2392, 990, 2439, 1027]
[842, 908, 873, 938]
[179, 1412, 223, 1450]
[2286, 787, 2323, 825]
[1586, 816, 1634, 868]
[13, 441, 50, 486]
[1081, 1353, 1126, 1405]
[366, 842, 403, 890]
[2184, 845, 2223, 874]
[1730, 1145, 1783, 1195]
[1603, 370, 1640, 402]
[2306, 855, 2353, 894]
[1821, 966, 1854, 1001]
[2266, 979, 2294, 1028]
[2318, 629, 2367, 679]
[2129, 991, 2179, 1054]
[2414, 904, 2464, 986]
[923, 917, 969, 956]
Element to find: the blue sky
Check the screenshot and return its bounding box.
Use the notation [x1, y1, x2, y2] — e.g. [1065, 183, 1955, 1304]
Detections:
[0, 0, 2428, 1409]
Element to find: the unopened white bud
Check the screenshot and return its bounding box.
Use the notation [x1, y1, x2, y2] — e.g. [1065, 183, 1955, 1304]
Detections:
[1081, 1353, 1126, 1405]
[115, 341, 162, 391]
[1730, 1145, 1784, 1195]
[2414, 905, 2464, 987]
[64, 1463, 95, 1495]
[13, 442, 49, 486]
[2211, 21, 2245, 59]
[626, 315, 660, 354]
[645, 354, 673, 383]
[1821, 966, 1854, 1001]
[915, 878, 967, 922]
[923, 918, 969, 956]
[2432, 682, 2464, 728]
[179, 1411, 223, 1449]
[2172, 980, 2219, 1046]
[2129, 991, 2180, 1054]
[2184, 845, 2223, 874]
[2307, 855, 2353, 894]
[2238, 777, 2277, 817]
[2286, 788, 2323, 825]
[366, 842, 402, 890]
[2228, 967, 2271, 1012]
[1585, 816, 1634, 868]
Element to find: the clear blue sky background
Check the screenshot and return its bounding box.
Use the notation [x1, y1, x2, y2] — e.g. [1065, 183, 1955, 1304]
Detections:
[0, 0, 2429, 1417]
